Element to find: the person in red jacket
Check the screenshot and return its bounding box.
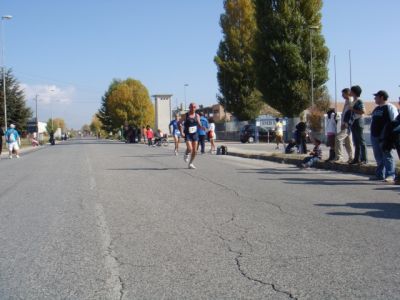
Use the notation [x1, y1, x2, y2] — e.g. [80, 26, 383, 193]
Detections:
[146, 125, 154, 146]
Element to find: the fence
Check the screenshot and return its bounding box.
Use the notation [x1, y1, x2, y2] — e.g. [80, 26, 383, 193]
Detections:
[215, 116, 373, 145]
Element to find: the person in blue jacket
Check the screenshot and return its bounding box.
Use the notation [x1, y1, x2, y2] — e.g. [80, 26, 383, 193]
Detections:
[5, 124, 21, 159]
[197, 112, 209, 154]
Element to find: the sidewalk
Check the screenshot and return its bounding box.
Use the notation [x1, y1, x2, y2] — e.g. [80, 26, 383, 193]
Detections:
[219, 141, 400, 177]
[0, 144, 44, 160]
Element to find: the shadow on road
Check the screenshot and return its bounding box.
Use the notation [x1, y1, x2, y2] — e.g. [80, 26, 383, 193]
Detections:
[107, 167, 182, 171]
[315, 203, 400, 220]
[121, 154, 172, 158]
[55, 139, 125, 146]
[262, 177, 372, 186]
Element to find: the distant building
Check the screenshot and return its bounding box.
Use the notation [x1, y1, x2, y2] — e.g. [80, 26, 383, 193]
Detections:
[26, 118, 47, 134]
[153, 94, 172, 134]
[197, 104, 233, 122]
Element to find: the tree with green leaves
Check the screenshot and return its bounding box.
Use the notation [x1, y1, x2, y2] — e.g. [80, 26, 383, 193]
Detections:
[0, 69, 32, 129]
[90, 114, 103, 136]
[97, 79, 118, 133]
[254, 0, 329, 117]
[97, 78, 154, 131]
[81, 124, 91, 135]
[215, 0, 264, 121]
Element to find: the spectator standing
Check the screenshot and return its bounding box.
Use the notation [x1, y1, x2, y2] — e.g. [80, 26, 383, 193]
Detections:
[295, 120, 307, 154]
[325, 108, 338, 162]
[274, 118, 283, 150]
[197, 112, 209, 154]
[0, 126, 4, 158]
[349, 85, 368, 164]
[208, 118, 216, 153]
[142, 126, 147, 144]
[370, 90, 398, 182]
[334, 88, 353, 162]
[5, 124, 21, 159]
[392, 98, 400, 184]
[146, 125, 154, 146]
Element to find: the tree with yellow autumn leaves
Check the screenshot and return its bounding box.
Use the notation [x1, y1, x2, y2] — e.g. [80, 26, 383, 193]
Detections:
[97, 78, 154, 132]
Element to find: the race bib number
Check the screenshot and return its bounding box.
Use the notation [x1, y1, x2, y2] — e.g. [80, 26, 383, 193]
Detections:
[188, 126, 197, 134]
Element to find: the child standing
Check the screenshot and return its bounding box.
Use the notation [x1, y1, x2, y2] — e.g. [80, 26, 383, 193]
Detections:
[301, 138, 322, 168]
[146, 125, 154, 146]
[325, 108, 338, 161]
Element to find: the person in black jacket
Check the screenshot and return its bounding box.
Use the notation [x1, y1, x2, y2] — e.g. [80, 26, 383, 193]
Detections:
[370, 90, 398, 182]
[295, 121, 307, 154]
[0, 126, 4, 157]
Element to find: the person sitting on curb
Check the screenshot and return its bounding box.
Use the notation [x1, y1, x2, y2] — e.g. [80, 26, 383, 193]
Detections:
[300, 138, 322, 169]
[285, 138, 297, 154]
[154, 129, 164, 145]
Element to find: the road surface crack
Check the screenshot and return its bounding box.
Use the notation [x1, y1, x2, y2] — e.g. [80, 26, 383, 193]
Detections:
[216, 231, 297, 299]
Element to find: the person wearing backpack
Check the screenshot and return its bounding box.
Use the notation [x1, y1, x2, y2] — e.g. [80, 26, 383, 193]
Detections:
[5, 124, 21, 159]
[369, 90, 398, 182]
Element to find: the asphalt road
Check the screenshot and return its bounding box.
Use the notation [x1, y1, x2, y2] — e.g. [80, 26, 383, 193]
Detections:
[0, 138, 399, 299]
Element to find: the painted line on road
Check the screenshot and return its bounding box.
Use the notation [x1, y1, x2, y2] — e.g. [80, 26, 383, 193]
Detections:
[84, 149, 125, 300]
[95, 203, 124, 300]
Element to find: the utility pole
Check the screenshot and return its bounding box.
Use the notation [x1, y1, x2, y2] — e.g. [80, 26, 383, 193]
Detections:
[349, 50, 352, 87]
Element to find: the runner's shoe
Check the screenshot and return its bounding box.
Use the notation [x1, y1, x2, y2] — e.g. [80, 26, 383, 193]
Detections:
[188, 163, 196, 169]
[184, 153, 189, 162]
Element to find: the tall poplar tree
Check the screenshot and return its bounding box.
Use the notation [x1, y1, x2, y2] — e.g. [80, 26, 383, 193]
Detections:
[215, 0, 263, 121]
[254, 0, 329, 117]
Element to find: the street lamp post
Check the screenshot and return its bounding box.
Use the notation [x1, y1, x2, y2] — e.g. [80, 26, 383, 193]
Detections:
[184, 83, 188, 111]
[35, 94, 39, 140]
[309, 25, 319, 108]
[1, 15, 12, 130]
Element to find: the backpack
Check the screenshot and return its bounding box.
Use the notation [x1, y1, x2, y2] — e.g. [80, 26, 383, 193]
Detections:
[7, 130, 16, 143]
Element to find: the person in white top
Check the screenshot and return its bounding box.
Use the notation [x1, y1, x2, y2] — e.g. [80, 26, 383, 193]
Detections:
[208, 118, 216, 153]
[325, 108, 337, 162]
[274, 118, 283, 150]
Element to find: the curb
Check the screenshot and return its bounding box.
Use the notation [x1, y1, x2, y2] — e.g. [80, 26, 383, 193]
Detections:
[0, 144, 46, 159]
[227, 151, 400, 177]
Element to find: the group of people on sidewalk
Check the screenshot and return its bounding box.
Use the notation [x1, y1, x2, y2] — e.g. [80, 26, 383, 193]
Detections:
[299, 85, 400, 185]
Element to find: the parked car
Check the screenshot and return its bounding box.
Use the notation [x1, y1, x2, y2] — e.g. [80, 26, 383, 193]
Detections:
[240, 125, 276, 143]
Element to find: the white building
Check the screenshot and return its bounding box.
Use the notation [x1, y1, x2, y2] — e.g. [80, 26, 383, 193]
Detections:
[153, 94, 172, 134]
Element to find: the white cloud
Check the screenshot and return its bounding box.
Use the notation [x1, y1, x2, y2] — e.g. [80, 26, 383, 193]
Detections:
[21, 83, 76, 104]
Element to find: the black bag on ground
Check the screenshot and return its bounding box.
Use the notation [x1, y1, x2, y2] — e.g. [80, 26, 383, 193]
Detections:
[217, 145, 228, 155]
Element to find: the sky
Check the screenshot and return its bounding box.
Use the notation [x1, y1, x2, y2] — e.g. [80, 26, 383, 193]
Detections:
[1, 0, 400, 129]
